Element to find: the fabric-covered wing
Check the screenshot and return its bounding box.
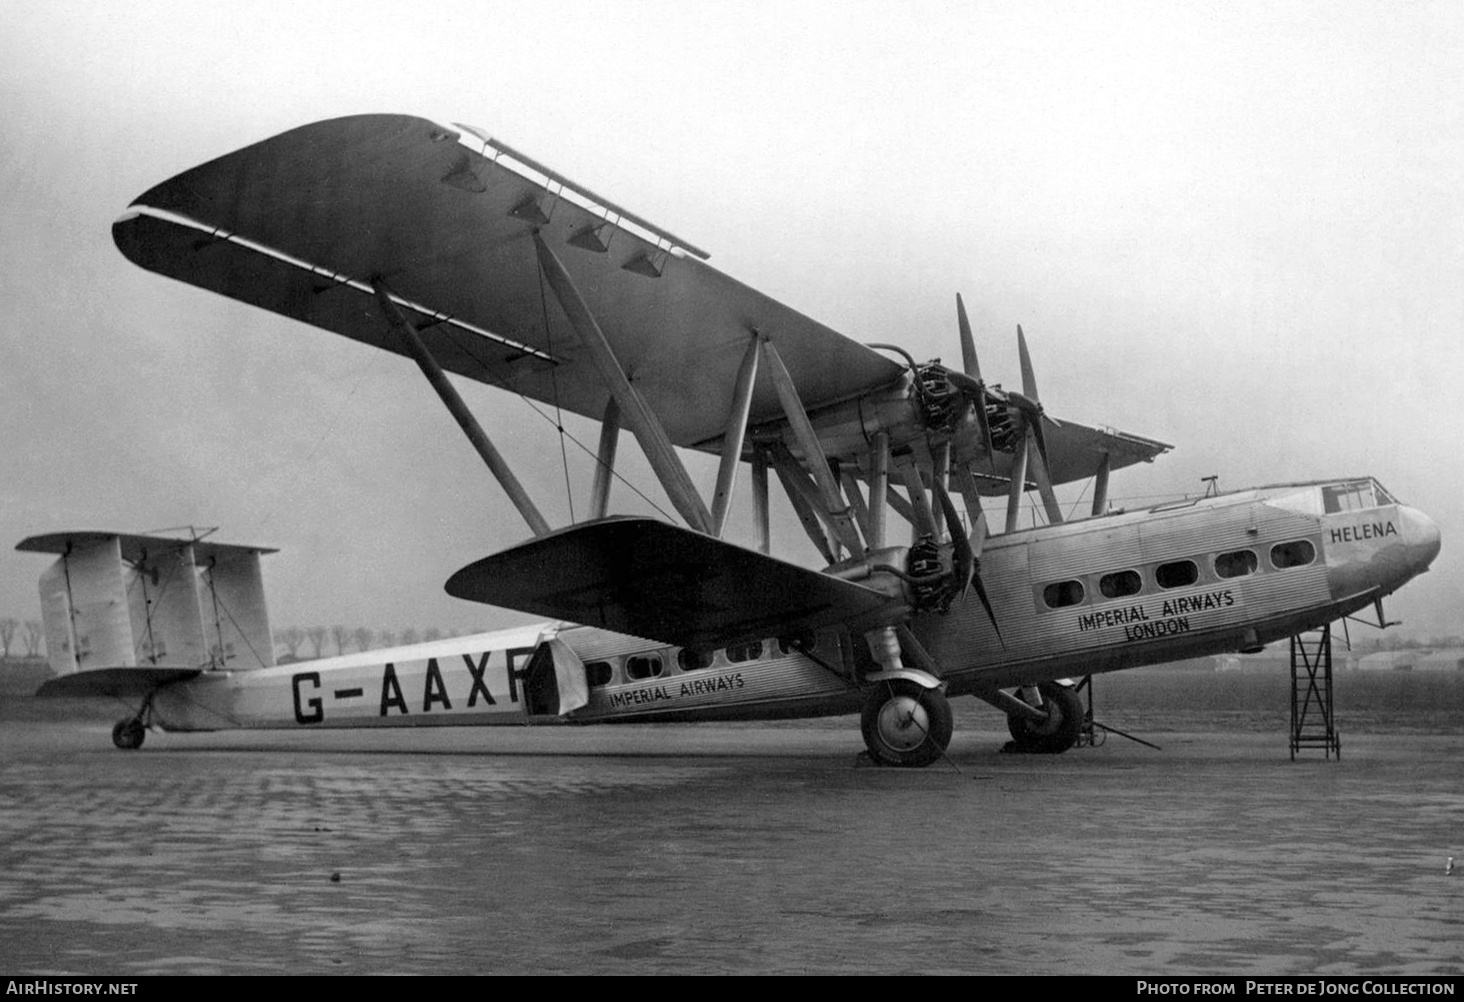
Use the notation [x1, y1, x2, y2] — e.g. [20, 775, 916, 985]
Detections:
[1013, 421, 1170, 488]
[112, 114, 905, 448]
[445, 517, 903, 649]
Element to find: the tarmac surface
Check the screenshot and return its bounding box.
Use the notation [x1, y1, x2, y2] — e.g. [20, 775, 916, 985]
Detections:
[0, 715, 1460, 976]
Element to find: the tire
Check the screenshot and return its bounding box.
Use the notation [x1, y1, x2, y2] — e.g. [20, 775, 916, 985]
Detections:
[860, 680, 953, 767]
[112, 718, 145, 750]
[1005, 681, 1083, 754]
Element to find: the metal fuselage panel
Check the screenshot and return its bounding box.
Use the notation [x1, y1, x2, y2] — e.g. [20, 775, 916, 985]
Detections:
[917, 487, 1435, 692]
[150, 625, 859, 733]
[149, 484, 1436, 733]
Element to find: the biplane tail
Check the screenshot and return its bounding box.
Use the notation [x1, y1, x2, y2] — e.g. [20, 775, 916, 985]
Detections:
[16, 531, 278, 697]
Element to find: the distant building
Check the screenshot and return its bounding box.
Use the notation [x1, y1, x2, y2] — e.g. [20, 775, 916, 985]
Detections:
[1357, 648, 1464, 672]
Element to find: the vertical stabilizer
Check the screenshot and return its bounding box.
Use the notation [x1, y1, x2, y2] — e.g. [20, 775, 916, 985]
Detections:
[37, 536, 133, 674]
[38, 562, 80, 675]
[196, 544, 274, 669]
[125, 542, 209, 667]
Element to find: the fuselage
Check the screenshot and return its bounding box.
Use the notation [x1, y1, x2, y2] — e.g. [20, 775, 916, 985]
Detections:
[149, 477, 1439, 734]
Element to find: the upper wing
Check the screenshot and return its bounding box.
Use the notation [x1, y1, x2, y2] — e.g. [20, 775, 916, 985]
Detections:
[112, 114, 905, 448]
[1007, 421, 1171, 488]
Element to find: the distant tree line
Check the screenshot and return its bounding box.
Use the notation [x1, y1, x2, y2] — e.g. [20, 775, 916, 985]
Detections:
[1351, 634, 1464, 653]
[0, 614, 484, 664]
[5, 612, 1459, 664]
[0, 618, 44, 660]
[272, 625, 486, 662]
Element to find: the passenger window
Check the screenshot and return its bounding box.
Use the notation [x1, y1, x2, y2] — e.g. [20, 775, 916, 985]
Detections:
[1155, 560, 1199, 589]
[725, 640, 763, 663]
[1214, 550, 1259, 579]
[777, 633, 817, 655]
[1099, 570, 1142, 599]
[1270, 540, 1315, 569]
[1042, 580, 1085, 608]
[584, 661, 613, 687]
[676, 648, 713, 672]
[625, 654, 662, 680]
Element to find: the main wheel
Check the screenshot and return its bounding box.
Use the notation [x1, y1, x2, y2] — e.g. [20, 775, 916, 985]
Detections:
[1005, 681, 1083, 754]
[112, 718, 146, 750]
[860, 680, 953, 767]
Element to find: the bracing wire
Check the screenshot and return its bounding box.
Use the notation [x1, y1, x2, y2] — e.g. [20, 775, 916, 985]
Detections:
[535, 252, 576, 523]
[415, 307, 680, 526]
[1065, 474, 1094, 521]
[252, 348, 384, 536]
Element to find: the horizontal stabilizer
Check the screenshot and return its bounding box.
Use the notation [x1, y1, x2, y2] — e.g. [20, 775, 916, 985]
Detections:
[446, 517, 901, 650]
[16, 530, 277, 676]
[36, 667, 201, 700]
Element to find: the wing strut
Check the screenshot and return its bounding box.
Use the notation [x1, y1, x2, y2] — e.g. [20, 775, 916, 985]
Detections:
[373, 282, 552, 538]
[1028, 437, 1065, 525]
[838, 465, 873, 545]
[930, 441, 951, 540]
[751, 446, 772, 554]
[758, 337, 865, 558]
[867, 430, 891, 550]
[588, 398, 620, 519]
[1005, 426, 1030, 533]
[1091, 451, 1112, 516]
[893, 455, 939, 539]
[532, 233, 714, 535]
[883, 482, 918, 528]
[710, 336, 762, 537]
[765, 443, 837, 565]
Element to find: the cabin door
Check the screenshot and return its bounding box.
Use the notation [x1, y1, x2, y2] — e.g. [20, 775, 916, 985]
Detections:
[522, 638, 591, 717]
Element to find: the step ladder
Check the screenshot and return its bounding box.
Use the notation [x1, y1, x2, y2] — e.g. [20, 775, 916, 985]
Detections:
[1290, 625, 1341, 760]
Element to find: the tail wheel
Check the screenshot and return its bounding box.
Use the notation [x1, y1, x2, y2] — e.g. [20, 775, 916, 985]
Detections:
[112, 718, 146, 750]
[1006, 681, 1083, 754]
[860, 680, 953, 768]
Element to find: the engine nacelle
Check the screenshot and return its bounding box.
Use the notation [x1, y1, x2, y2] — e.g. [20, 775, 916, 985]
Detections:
[748, 365, 1013, 475]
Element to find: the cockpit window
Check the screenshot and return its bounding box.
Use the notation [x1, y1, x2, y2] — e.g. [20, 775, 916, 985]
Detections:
[1323, 479, 1396, 513]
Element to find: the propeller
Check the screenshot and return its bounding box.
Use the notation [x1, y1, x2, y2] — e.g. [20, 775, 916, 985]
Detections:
[941, 301, 1057, 473]
[1009, 324, 1059, 470]
[954, 294, 996, 465]
[932, 478, 1003, 646]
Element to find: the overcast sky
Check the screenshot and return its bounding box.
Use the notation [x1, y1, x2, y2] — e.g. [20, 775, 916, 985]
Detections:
[2, 1, 1460, 645]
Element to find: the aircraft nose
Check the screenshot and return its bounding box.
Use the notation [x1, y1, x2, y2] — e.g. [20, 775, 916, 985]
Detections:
[1328, 503, 1441, 600]
[1397, 505, 1442, 572]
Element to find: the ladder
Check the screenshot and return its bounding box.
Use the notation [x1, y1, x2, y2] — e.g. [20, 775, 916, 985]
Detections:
[1290, 625, 1341, 760]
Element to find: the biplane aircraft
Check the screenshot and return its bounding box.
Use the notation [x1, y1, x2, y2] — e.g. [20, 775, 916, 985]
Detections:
[31, 115, 1440, 765]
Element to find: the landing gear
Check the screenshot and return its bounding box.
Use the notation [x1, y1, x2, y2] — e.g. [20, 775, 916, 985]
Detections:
[111, 717, 146, 750]
[1005, 681, 1083, 754]
[860, 680, 953, 767]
